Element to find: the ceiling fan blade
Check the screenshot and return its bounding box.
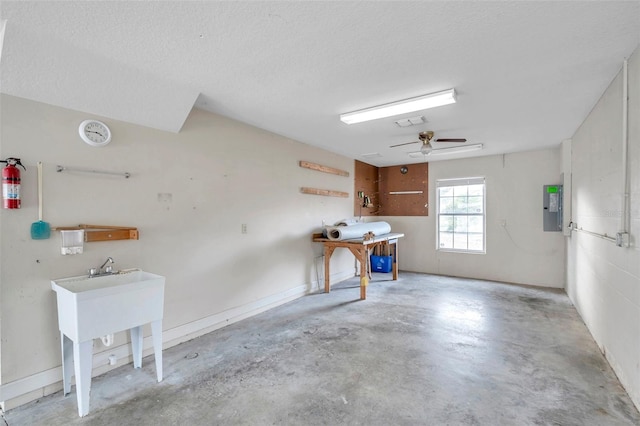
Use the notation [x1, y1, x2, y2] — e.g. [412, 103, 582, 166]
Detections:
[435, 138, 467, 143]
[389, 140, 419, 148]
[430, 143, 483, 155]
[407, 143, 483, 157]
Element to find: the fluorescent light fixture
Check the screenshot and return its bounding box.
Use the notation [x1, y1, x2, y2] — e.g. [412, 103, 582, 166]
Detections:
[0, 20, 6, 64]
[408, 143, 484, 158]
[340, 89, 456, 125]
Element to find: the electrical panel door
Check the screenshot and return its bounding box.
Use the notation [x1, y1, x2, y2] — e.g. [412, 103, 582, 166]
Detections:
[543, 185, 563, 232]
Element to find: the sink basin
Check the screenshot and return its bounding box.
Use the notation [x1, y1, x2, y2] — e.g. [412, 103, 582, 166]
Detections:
[51, 268, 165, 416]
[52, 268, 165, 342]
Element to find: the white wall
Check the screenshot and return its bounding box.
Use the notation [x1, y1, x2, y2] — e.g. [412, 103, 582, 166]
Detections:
[566, 46, 640, 409]
[0, 95, 355, 407]
[379, 148, 566, 288]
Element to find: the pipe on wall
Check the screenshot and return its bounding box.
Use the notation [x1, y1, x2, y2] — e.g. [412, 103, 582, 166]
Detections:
[620, 59, 630, 240]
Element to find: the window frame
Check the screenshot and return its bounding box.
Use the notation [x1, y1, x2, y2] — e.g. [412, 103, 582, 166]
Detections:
[435, 177, 486, 254]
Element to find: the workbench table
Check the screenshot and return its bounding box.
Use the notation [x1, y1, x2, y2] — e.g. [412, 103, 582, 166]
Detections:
[312, 232, 404, 300]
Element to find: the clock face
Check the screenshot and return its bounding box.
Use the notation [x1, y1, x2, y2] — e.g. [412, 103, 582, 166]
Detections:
[79, 120, 111, 146]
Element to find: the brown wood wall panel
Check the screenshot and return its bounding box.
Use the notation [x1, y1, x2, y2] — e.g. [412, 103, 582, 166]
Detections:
[354, 161, 429, 217]
[354, 160, 380, 216]
[378, 163, 428, 216]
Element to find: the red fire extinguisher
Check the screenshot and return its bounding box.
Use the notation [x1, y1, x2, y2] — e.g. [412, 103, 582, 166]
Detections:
[2, 157, 26, 209]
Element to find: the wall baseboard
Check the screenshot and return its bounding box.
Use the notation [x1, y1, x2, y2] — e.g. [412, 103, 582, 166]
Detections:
[0, 269, 354, 409]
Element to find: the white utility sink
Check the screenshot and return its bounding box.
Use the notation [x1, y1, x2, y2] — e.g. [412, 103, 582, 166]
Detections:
[51, 268, 165, 417]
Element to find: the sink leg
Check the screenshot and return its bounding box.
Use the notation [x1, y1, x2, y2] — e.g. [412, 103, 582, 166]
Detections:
[151, 320, 163, 382]
[73, 340, 93, 417]
[130, 326, 143, 369]
[61, 333, 73, 396]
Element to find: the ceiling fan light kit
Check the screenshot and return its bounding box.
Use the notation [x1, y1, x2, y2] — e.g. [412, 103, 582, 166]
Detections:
[418, 130, 435, 154]
[340, 89, 456, 124]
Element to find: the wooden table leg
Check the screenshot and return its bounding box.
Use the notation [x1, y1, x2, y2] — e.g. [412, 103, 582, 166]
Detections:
[392, 241, 399, 280]
[347, 246, 368, 300]
[324, 245, 336, 293]
[359, 246, 367, 300]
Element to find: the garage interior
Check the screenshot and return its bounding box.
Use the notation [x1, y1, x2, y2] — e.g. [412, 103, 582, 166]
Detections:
[0, 2, 639, 425]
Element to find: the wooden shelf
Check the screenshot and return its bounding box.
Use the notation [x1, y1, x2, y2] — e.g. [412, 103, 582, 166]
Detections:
[51, 224, 139, 242]
[299, 161, 349, 177]
[300, 187, 349, 198]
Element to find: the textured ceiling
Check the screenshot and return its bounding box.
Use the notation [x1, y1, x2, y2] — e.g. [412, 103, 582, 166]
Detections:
[1, 1, 639, 166]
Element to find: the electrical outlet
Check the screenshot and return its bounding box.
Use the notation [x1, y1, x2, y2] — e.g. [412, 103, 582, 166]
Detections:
[241, 224, 247, 234]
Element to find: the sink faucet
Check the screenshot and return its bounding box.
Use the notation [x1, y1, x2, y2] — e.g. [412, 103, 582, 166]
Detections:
[89, 257, 115, 277]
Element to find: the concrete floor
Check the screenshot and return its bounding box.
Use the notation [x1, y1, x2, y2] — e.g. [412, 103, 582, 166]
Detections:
[4, 272, 640, 425]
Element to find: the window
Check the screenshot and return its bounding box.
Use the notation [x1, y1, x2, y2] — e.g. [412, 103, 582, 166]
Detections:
[436, 177, 485, 253]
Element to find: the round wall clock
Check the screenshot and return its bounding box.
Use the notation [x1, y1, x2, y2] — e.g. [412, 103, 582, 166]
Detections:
[79, 120, 111, 147]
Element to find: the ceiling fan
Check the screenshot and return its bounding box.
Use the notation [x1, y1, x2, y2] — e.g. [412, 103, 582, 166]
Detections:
[390, 131, 481, 156]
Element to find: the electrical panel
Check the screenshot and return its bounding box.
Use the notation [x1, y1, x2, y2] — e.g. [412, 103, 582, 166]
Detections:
[543, 185, 563, 232]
